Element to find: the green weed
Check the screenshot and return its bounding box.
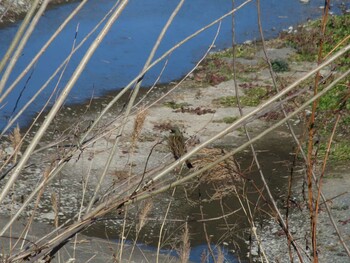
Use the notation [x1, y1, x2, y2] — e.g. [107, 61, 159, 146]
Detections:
[214, 87, 268, 107]
[283, 14, 350, 68]
[163, 101, 190, 109]
[271, 59, 290, 72]
[213, 116, 239, 124]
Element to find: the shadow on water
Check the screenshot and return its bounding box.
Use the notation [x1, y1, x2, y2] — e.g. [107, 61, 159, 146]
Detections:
[82, 124, 301, 262]
[0, 0, 346, 129]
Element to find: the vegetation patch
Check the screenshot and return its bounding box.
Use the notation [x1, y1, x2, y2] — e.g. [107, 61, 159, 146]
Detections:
[193, 44, 261, 86]
[282, 14, 350, 68]
[174, 107, 216, 115]
[203, 59, 232, 85]
[281, 14, 350, 161]
[213, 87, 268, 107]
[235, 44, 258, 59]
[318, 84, 350, 111]
[271, 59, 290, 72]
[213, 116, 239, 124]
[317, 141, 350, 161]
[163, 101, 190, 109]
[210, 44, 257, 60]
[317, 79, 350, 137]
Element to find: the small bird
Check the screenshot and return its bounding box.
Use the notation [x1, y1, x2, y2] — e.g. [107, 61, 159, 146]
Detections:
[167, 126, 193, 169]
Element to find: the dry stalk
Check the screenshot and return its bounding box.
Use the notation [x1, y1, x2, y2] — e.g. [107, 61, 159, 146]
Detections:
[178, 222, 191, 263]
[191, 147, 243, 201]
[50, 191, 61, 262]
[127, 199, 153, 262]
[16, 164, 53, 251]
[0, 0, 41, 75]
[199, 202, 215, 262]
[120, 211, 127, 262]
[4, 28, 348, 263]
[1, 0, 113, 135]
[131, 108, 148, 148]
[0, 0, 89, 109]
[307, 3, 331, 262]
[287, 154, 297, 263]
[8, 125, 22, 164]
[216, 247, 224, 263]
[234, 186, 269, 263]
[0, 0, 51, 96]
[156, 187, 176, 263]
[51, 192, 59, 228]
[136, 199, 153, 233]
[314, 112, 341, 236]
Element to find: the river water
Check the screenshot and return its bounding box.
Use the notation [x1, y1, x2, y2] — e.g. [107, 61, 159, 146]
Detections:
[0, 0, 346, 130]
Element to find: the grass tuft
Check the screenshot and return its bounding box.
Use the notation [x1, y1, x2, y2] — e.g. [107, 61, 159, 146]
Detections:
[136, 200, 153, 232]
[132, 108, 148, 146]
[9, 124, 22, 163]
[178, 223, 191, 263]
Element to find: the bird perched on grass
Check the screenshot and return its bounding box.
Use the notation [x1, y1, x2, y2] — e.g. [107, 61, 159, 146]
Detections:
[167, 126, 193, 169]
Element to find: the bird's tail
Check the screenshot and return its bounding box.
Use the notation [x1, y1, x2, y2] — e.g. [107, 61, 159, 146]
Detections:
[186, 160, 193, 169]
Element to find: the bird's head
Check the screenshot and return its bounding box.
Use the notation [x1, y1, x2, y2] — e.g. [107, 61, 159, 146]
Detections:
[170, 126, 181, 134]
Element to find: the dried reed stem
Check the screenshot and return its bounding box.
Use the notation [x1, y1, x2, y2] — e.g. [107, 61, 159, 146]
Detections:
[178, 222, 191, 263]
[9, 125, 22, 164]
[131, 108, 148, 148]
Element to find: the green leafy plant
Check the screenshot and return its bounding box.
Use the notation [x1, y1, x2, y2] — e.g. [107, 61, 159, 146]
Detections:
[214, 87, 268, 107]
[271, 59, 290, 72]
[213, 116, 239, 124]
[318, 84, 350, 111]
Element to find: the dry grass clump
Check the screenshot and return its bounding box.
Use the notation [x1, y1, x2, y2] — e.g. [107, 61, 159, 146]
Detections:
[8, 125, 22, 163]
[193, 147, 242, 183]
[177, 223, 191, 263]
[131, 108, 148, 147]
[191, 147, 243, 200]
[136, 200, 153, 232]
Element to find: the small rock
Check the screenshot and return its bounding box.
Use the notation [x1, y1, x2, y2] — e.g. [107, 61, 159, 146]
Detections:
[41, 212, 55, 220]
[4, 146, 14, 155]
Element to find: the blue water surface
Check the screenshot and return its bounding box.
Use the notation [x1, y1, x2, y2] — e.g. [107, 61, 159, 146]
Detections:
[124, 241, 239, 263]
[0, 0, 346, 129]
